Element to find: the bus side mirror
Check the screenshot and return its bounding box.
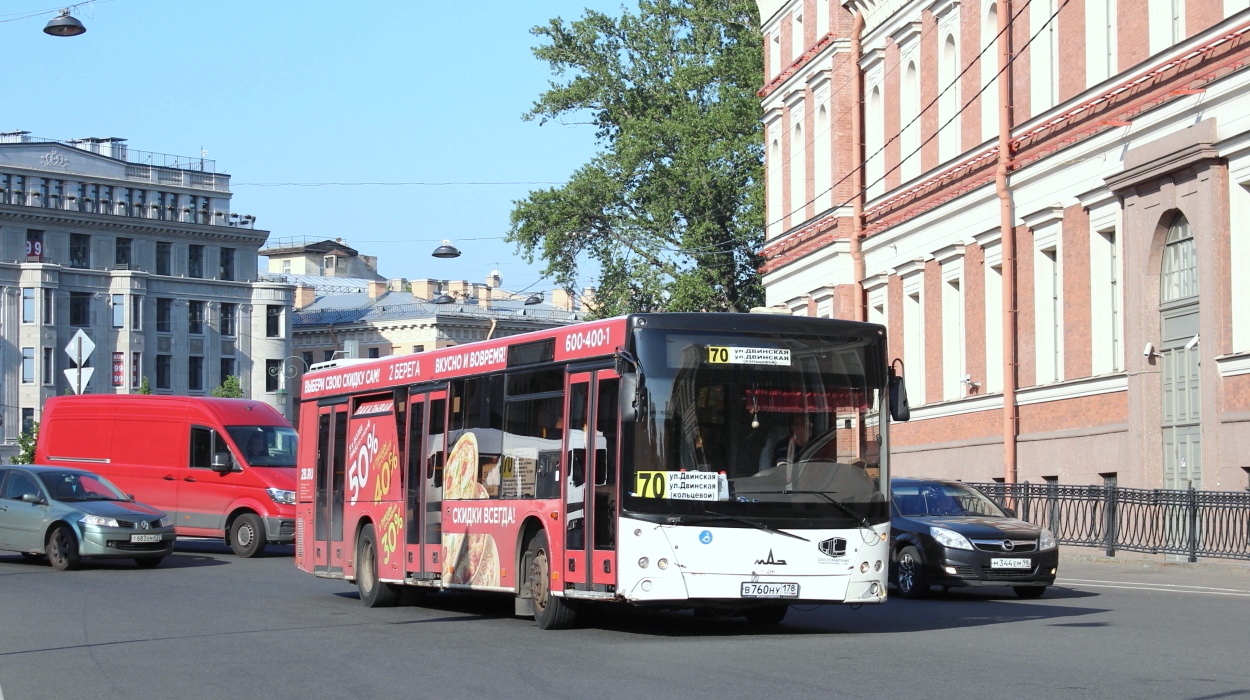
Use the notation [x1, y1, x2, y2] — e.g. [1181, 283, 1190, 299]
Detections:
[889, 374, 911, 422]
[619, 372, 639, 423]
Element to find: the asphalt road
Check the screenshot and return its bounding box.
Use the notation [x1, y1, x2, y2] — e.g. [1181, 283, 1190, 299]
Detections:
[1, 542, 1247, 700]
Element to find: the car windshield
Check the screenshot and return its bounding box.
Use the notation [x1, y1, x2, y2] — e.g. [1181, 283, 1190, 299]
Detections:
[623, 326, 889, 527]
[892, 481, 1006, 517]
[226, 426, 298, 467]
[38, 471, 128, 502]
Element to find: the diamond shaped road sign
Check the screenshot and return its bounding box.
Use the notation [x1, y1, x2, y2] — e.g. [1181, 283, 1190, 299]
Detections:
[64, 328, 95, 367]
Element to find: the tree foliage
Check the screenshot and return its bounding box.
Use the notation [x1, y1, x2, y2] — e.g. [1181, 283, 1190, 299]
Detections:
[509, 0, 764, 316]
[137, 376, 152, 395]
[11, 422, 37, 464]
[211, 375, 244, 398]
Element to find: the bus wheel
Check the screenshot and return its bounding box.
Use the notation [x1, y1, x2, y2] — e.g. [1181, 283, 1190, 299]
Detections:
[357, 524, 399, 608]
[743, 604, 789, 626]
[527, 531, 576, 630]
[229, 513, 267, 558]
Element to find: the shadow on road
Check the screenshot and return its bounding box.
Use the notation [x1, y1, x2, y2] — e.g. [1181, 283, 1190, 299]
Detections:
[321, 583, 1109, 638]
[173, 539, 295, 559]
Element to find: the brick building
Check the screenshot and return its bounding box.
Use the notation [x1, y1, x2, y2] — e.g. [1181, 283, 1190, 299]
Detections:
[755, 0, 1250, 490]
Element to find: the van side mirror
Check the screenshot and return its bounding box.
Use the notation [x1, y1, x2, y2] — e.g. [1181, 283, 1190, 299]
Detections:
[211, 451, 235, 473]
[619, 372, 640, 423]
[889, 374, 911, 422]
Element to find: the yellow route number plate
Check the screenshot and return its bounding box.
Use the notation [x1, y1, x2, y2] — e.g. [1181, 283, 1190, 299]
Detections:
[706, 346, 791, 366]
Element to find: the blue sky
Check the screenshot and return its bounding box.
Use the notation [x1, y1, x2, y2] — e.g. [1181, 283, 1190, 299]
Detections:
[3, 0, 625, 293]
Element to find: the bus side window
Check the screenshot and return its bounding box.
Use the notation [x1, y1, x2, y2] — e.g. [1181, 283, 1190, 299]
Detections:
[427, 397, 446, 489]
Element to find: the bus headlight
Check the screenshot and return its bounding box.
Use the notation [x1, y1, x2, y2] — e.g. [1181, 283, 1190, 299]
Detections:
[638, 557, 650, 569]
[860, 561, 870, 573]
[657, 558, 668, 570]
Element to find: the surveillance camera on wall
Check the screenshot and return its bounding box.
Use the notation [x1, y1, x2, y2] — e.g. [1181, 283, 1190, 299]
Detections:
[1142, 342, 1156, 358]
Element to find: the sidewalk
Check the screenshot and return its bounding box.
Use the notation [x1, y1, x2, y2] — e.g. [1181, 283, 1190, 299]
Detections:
[1057, 545, 1250, 590]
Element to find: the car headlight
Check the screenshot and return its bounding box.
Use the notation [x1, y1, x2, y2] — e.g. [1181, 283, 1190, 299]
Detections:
[266, 488, 296, 505]
[80, 514, 120, 528]
[930, 526, 974, 550]
[158, 516, 173, 528]
[1038, 528, 1057, 550]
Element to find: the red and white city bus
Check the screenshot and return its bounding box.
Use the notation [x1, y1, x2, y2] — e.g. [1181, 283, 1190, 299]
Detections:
[294, 312, 910, 629]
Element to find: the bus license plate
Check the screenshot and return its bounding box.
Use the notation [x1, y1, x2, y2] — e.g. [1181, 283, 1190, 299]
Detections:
[990, 558, 1031, 569]
[741, 582, 799, 598]
[130, 534, 162, 543]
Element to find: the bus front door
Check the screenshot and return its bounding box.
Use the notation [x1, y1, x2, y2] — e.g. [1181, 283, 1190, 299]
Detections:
[313, 402, 348, 574]
[403, 387, 446, 580]
[563, 369, 621, 593]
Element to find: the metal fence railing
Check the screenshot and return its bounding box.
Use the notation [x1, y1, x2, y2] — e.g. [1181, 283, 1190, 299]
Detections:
[968, 482, 1250, 563]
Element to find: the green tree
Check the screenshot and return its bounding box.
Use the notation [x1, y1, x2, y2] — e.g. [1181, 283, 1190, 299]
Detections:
[509, 0, 764, 316]
[211, 375, 244, 398]
[11, 422, 37, 464]
[137, 376, 152, 395]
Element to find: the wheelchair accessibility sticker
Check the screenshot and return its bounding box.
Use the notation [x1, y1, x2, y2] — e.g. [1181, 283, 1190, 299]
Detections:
[699, 530, 713, 544]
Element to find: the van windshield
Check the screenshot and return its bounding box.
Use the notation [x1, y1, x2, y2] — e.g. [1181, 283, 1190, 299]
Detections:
[227, 426, 298, 467]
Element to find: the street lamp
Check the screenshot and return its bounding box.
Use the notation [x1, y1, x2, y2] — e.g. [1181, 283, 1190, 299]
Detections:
[270, 356, 309, 418]
[431, 240, 461, 259]
[44, 9, 87, 37]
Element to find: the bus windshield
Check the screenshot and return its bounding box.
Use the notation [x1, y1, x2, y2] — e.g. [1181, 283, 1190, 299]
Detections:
[226, 426, 299, 467]
[624, 327, 888, 527]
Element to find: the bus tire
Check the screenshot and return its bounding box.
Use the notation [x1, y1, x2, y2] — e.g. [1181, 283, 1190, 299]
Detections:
[357, 524, 400, 608]
[895, 546, 928, 599]
[528, 530, 577, 630]
[229, 513, 267, 558]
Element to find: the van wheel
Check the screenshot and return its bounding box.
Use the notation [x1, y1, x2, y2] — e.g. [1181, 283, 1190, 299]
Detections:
[357, 524, 400, 608]
[47, 525, 82, 571]
[528, 530, 577, 630]
[229, 513, 267, 558]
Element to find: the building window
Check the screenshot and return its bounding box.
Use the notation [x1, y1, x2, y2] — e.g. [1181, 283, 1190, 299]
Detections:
[69, 233, 91, 269]
[942, 275, 965, 400]
[132, 352, 142, 388]
[112, 294, 125, 329]
[938, 33, 960, 163]
[984, 261, 1004, 393]
[220, 358, 236, 386]
[25, 229, 43, 261]
[1030, 0, 1059, 114]
[266, 305, 282, 338]
[789, 121, 805, 220]
[188, 356, 203, 392]
[22, 347, 35, 383]
[266, 359, 282, 392]
[189, 301, 205, 334]
[219, 247, 235, 281]
[156, 355, 172, 389]
[412, 345, 424, 354]
[1035, 246, 1063, 383]
[43, 288, 54, 325]
[903, 287, 925, 405]
[323, 350, 334, 362]
[22, 408, 35, 436]
[22, 288, 35, 324]
[323, 255, 337, 272]
[70, 292, 91, 326]
[131, 295, 142, 331]
[981, 2, 1000, 142]
[43, 347, 54, 385]
[901, 60, 921, 182]
[1091, 227, 1122, 374]
[188, 245, 204, 278]
[282, 260, 291, 275]
[115, 237, 132, 269]
[157, 298, 173, 333]
[302, 351, 314, 366]
[367, 347, 380, 359]
[156, 242, 171, 276]
[220, 303, 237, 336]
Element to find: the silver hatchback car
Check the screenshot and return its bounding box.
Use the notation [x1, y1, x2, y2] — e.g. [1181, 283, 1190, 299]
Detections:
[0, 465, 175, 570]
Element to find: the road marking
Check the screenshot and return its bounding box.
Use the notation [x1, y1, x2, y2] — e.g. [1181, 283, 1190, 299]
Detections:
[1060, 578, 1250, 597]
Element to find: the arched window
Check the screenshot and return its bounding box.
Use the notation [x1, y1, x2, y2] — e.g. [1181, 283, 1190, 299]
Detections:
[868, 86, 885, 199]
[767, 136, 782, 238]
[815, 104, 830, 211]
[790, 122, 806, 220]
[1160, 213, 1197, 303]
[901, 61, 920, 181]
[939, 33, 960, 163]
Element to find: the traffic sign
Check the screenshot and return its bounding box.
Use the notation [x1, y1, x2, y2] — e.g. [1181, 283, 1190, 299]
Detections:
[64, 328, 95, 366]
[64, 367, 95, 393]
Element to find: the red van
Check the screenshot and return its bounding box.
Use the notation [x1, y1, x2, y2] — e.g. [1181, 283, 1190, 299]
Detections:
[35, 396, 298, 557]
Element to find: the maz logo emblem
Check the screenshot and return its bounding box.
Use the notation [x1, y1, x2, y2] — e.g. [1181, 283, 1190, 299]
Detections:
[817, 537, 847, 557]
[41, 151, 69, 169]
[754, 549, 787, 566]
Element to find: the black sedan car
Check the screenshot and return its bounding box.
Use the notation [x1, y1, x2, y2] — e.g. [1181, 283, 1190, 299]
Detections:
[890, 478, 1058, 599]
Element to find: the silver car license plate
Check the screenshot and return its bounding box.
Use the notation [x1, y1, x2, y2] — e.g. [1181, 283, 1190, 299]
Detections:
[130, 534, 162, 543]
[741, 582, 799, 598]
[990, 557, 1031, 569]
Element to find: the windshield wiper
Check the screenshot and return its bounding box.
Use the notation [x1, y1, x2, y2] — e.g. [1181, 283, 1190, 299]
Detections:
[679, 510, 810, 542]
[747, 490, 876, 531]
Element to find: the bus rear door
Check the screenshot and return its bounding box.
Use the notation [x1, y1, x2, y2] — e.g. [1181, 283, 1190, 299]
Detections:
[563, 369, 620, 593]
